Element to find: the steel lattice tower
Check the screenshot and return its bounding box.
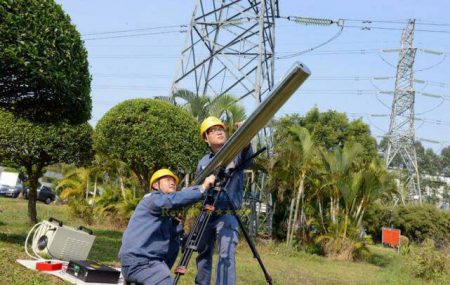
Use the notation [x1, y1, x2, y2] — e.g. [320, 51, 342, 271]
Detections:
[171, 0, 278, 103]
[171, 0, 278, 237]
[385, 19, 422, 203]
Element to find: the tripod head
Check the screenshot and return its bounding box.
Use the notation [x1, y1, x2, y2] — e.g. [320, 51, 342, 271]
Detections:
[209, 146, 266, 194]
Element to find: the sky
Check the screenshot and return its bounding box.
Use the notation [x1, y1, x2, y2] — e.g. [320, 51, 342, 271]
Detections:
[55, 0, 450, 153]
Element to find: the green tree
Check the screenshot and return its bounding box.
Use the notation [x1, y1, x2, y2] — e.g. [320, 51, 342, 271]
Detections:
[209, 93, 246, 134]
[416, 143, 441, 176]
[320, 143, 364, 235]
[267, 109, 381, 242]
[56, 166, 90, 201]
[354, 159, 397, 227]
[0, 0, 91, 123]
[173, 89, 246, 131]
[173, 89, 210, 122]
[270, 126, 318, 245]
[0, 110, 93, 223]
[441, 146, 450, 176]
[94, 99, 205, 193]
[274, 108, 377, 162]
[366, 204, 450, 247]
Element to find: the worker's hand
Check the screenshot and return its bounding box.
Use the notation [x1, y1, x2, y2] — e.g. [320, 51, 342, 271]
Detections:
[201, 175, 216, 192]
[174, 215, 184, 226]
[235, 121, 244, 129]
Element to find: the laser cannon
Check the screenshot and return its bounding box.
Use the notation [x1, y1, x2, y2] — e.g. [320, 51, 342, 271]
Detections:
[194, 62, 311, 184]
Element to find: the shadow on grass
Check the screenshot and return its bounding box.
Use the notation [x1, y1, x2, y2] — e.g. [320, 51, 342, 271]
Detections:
[88, 229, 123, 263]
[366, 252, 395, 267]
[93, 229, 124, 239]
[0, 232, 27, 246]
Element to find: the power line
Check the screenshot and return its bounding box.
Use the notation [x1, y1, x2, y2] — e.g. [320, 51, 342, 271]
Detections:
[92, 73, 450, 88]
[83, 30, 186, 41]
[82, 24, 187, 36]
[343, 24, 450, 34]
[342, 18, 408, 25]
[354, 112, 450, 127]
[283, 16, 450, 34]
[344, 18, 450, 28]
[86, 48, 450, 59]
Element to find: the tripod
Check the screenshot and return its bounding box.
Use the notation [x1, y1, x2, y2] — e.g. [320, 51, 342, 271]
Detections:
[173, 148, 273, 285]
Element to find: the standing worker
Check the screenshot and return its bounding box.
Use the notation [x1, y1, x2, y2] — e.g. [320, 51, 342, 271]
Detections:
[195, 116, 253, 285]
[119, 168, 216, 285]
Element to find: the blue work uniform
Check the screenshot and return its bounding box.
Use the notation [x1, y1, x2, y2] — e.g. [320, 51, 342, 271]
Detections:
[195, 145, 253, 285]
[119, 186, 204, 285]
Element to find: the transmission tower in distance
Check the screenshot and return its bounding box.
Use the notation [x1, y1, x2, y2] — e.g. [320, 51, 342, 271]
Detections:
[384, 19, 422, 203]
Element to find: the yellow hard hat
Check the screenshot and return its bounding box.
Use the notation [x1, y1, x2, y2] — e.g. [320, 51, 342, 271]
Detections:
[200, 116, 226, 140]
[150, 169, 180, 189]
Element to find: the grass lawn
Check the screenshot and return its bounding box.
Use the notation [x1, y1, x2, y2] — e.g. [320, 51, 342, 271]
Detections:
[0, 197, 444, 285]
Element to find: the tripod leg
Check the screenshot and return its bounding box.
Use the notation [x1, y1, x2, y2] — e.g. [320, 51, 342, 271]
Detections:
[221, 190, 273, 285]
[173, 190, 222, 285]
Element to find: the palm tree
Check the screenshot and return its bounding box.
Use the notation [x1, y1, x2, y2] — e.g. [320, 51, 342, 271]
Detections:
[319, 143, 364, 237]
[269, 126, 318, 245]
[173, 89, 247, 130]
[100, 158, 134, 199]
[319, 144, 397, 239]
[56, 166, 91, 201]
[172, 89, 210, 122]
[353, 160, 397, 228]
[56, 157, 105, 202]
[209, 93, 246, 134]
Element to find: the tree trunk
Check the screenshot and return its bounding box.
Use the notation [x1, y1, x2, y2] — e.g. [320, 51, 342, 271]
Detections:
[335, 198, 340, 234]
[330, 196, 335, 224]
[119, 176, 126, 199]
[85, 174, 89, 201]
[300, 190, 306, 241]
[92, 174, 98, 205]
[357, 209, 365, 229]
[354, 199, 364, 227]
[185, 173, 190, 187]
[269, 201, 275, 240]
[286, 198, 295, 245]
[131, 165, 150, 194]
[26, 165, 43, 224]
[343, 209, 349, 239]
[318, 198, 327, 233]
[292, 172, 305, 243]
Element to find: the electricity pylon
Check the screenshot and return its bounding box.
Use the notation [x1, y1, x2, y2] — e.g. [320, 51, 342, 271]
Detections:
[171, 0, 278, 104]
[385, 19, 422, 203]
[171, 0, 279, 237]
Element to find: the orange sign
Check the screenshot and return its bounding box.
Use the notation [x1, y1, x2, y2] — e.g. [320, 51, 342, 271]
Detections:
[382, 227, 401, 246]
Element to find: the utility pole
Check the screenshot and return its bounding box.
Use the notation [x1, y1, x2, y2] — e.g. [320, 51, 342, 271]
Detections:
[385, 19, 422, 203]
[171, 0, 279, 237]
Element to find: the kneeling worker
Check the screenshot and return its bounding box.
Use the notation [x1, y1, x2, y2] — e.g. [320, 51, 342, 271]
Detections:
[119, 168, 215, 285]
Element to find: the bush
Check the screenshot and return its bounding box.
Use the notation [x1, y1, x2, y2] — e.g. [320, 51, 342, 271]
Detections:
[362, 203, 391, 242]
[93, 187, 140, 228]
[316, 235, 369, 261]
[363, 204, 450, 247]
[393, 205, 450, 247]
[399, 235, 411, 255]
[68, 198, 93, 224]
[409, 239, 450, 281]
[0, 0, 92, 123]
[94, 99, 205, 193]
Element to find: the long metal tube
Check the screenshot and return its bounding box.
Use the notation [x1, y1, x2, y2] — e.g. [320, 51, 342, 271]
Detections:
[193, 62, 311, 185]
